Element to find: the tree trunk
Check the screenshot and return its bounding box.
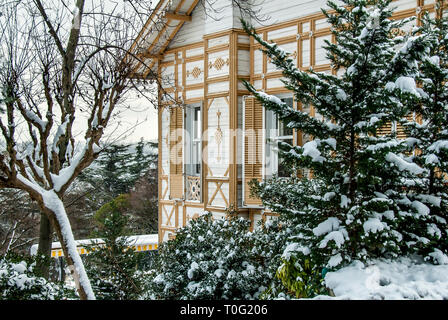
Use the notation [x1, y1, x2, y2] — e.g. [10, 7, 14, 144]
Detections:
[37, 191, 95, 300]
[36, 213, 53, 279]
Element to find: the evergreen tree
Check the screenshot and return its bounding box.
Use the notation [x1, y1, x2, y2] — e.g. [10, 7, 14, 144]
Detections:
[128, 139, 158, 187]
[397, 2, 448, 264]
[79, 141, 157, 200]
[100, 144, 133, 197]
[242, 0, 431, 287]
[84, 197, 145, 300]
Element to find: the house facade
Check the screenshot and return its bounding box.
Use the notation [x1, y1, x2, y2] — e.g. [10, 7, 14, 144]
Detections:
[130, 0, 438, 243]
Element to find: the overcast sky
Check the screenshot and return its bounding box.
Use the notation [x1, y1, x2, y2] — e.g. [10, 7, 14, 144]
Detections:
[123, 97, 158, 143]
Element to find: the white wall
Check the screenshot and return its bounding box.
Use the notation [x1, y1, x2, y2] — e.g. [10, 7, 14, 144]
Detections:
[168, 0, 343, 48]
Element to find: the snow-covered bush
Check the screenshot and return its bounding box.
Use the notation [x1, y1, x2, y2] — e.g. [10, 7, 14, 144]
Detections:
[144, 212, 285, 300]
[0, 254, 75, 300]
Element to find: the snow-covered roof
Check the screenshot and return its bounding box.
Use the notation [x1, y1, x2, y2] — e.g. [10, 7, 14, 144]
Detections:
[128, 0, 199, 79]
[30, 234, 159, 258]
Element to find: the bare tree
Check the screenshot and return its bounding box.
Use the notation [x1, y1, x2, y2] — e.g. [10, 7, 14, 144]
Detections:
[199, 0, 270, 23]
[0, 0, 159, 299]
[0, 189, 40, 255]
[0, 0, 269, 300]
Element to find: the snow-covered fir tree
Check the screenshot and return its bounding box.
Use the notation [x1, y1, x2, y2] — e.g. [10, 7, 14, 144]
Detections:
[396, 2, 448, 264]
[242, 0, 437, 283]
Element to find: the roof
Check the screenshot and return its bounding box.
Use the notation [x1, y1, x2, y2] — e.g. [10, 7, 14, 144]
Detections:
[30, 234, 159, 257]
[128, 0, 200, 79]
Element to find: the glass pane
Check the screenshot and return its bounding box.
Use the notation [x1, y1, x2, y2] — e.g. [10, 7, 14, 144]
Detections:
[194, 107, 201, 140]
[194, 141, 201, 175]
[277, 138, 294, 178]
[279, 98, 294, 136]
[278, 120, 293, 137]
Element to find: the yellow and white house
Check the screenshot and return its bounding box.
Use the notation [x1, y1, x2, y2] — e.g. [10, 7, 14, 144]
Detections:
[129, 0, 440, 243]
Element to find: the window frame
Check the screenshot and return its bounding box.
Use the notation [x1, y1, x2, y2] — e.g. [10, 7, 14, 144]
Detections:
[264, 95, 294, 179]
[184, 103, 202, 202]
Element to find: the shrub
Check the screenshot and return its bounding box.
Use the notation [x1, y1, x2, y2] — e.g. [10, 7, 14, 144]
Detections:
[144, 212, 285, 300]
[0, 253, 75, 300]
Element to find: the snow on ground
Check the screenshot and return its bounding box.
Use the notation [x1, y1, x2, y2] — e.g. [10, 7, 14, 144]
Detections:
[313, 256, 448, 300]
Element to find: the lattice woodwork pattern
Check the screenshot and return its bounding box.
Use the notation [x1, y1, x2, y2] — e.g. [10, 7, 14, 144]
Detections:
[209, 57, 230, 71]
[187, 66, 202, 78]
[186, 175, 201, 201]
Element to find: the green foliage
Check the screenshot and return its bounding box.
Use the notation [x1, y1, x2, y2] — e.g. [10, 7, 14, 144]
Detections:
[276, 258, 327, 299]
[84, 200, 145, 300]
[0, 252, 76, 300]
[144, 212, 286, 300]
[76, 141, 158, 236]
[394, 8, 448, 263]
[80, 140, 157, 200]
[94, 194, 131, 231]
[241, 0, 447, 298]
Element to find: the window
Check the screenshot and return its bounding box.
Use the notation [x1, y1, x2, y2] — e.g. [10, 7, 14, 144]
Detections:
[265, 97, 294, 178]
[185, 104, 202, 201]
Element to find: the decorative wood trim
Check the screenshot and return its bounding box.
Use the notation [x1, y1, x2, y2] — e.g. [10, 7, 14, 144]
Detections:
[229, 30, 238, 207]
[161, 176, 169, 199]
[206, 75, 230, 84]
[185, 83, 204, 90]
[162, 204, 175, 227]
[182, 50, 186, 102]
[206, 177, 230, 182]
[175, 201, 179, 229]
[165, 41, 204, 54]
[206, 92, 231, 99]
[265, 87, 292, 94]
[207, 181, 229, 207]
[203, 38, 209, 212]
[204, 206, 230, 213]
[237, 90, 251, 96]
[165, 12, 192, 22]
[184, 201, 205, 208]
[206, 44, 231, 53]
[174, 53, 179, 95]
[208, 56, 230, 71]
[203, 29, 234, 40]
[237, 43, 250, 50]
[310, 19, 316, 68]
[159, 199, 176, 205]
[142, 0, 200, 78]
[262, 31, 267, 91]
[160, 60, 175, 67]
[184, 97, 203, 104]
[184, 54, 205, 63]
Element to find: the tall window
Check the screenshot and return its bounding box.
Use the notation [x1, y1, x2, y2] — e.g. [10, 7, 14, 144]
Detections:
[185, 104, 202, 201]
[265, 97, 294, 178]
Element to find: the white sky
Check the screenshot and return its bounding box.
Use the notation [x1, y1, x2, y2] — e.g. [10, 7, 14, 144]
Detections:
[121, 97, 158, 144]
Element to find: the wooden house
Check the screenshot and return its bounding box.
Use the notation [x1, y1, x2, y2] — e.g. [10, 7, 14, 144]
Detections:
[129, 0, 439, 243]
